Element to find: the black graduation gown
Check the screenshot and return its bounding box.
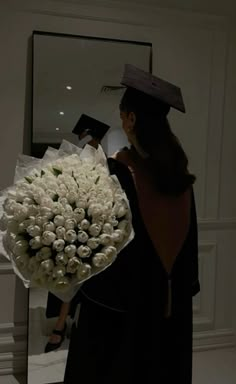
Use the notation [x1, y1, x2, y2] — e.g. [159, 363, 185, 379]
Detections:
[64, 158, 200, 383]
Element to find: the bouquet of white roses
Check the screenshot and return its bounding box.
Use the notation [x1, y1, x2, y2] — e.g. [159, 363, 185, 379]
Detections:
[0, 141, 134, 300]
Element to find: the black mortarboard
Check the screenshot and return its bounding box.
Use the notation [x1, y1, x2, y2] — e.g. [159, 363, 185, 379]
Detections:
[72, 114, 110, 140]
[121, 64, 186, 113]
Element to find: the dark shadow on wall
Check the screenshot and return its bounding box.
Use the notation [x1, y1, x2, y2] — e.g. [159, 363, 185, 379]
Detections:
[23, 35, 33, 156]
[12, 35, 33, 384]
[13, 277, 28, 384]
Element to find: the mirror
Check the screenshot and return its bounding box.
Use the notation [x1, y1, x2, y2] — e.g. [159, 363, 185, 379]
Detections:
[29, 31, 152, 383]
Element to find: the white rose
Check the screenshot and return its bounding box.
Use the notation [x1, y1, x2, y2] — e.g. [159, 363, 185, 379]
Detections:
[41, 259, 54, 274]
[56, 252, 68, 265]
[93, 214, 107, 223]
[46, 181, 58, 191]
[102, 223, 113, 235]
[79, 219, 90, 231]
[36, 247, 52, 261]
[87, 237, 100, 250]
[4, 199, 17, 215]
[89, 224, 101, 237]
[77, 245, 91, 258]
[15, 191, 26, 203]
[99, 233, 113, 246]
[35, 215, 48, 227]
[77, 231, 89, 243]
[28, 205, 40, 217]
[33, 186, 45, 200]
[4, 232, 16, 250]
[102, 246, 117, 261]
[7, 219, 19, 234]
[13, 239, 29, 255]
[53, 265, 66, 278]
[42, 231, 56, 246]
[66, 256, 81, 274]
[14, 205, 28, 222]
[74, 208, 85, 222]
[76, 199, 87, 209]
[26, 216, 36, 226]
[46, 189, 58, 200]
[7, 190, 17, 200]
[52, 202, 63, 215]
[112, 229, 124, 243]
[65, 219, 76, 230]
[88, 203, 103, 217]
[77, 263, 91, 281]
[43, 221, 55, 232]
[66, 191, 78, 204]
[118, 219, 129, 231]
[35, 251, 42, 262]
[77, 187, 87, 197]
[57, 186, 67, 198]
[58, 197, 68, 206]
[18, 222, 26, 234]
[29, 236, 42, 250]
[41, 197, 54, 209]
[56, 226, 66, 239]
[20, 217, 36, 231]
[63, 206, 74, 220]
[53, 239, 65, 252]
[54, 215, 65, 227]
[108, 215, 119, 227]
[15, 253, 29, 269]
[27, 225, 41, 237]
[23, 197, 34, 205]
[32, 271, 48, 287]
[28, 256, 40, 273]
[92, 253, 109, 268]
[0, 213, 8, 231]
[40, 206, 54, 219]
[116, 204, 128, 218]
[103, 202, 113, 213]
[65, 230, 77, 243]
[64, 244, 77, 258]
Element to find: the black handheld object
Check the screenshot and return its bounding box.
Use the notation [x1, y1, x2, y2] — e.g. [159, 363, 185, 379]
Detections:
[72, 114, 110, 140]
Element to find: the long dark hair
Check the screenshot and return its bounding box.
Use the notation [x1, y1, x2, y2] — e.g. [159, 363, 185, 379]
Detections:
[120, 88, 196, 196]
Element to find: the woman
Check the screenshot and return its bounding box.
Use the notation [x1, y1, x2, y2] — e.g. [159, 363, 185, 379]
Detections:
[64, 65, 200, 383]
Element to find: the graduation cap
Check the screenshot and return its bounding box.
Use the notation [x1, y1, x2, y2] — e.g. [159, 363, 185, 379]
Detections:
[72, 114, 110, 140]
[121, 64, 186, 113]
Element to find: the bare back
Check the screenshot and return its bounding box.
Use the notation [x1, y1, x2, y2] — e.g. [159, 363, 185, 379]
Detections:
[115, 149, 191, 275]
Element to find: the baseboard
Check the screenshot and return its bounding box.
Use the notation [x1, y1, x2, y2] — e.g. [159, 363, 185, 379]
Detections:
[0, 323, 27, 376]
[0, 322, 235, 374]
[193, 328, 235, 351]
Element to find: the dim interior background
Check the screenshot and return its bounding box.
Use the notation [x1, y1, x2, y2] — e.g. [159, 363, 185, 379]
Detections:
[0, 0, 236, 383]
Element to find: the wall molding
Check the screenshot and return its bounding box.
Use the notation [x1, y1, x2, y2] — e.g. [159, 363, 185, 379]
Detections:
[193, 242, 217, 332]
[0, 323, 27, 375]
[198, 218, 236, 230]
[0, 322, 234, 374]
[193, 328, 235, 351]
[0, 261, 13, 274]
[14, 0, 228, 31]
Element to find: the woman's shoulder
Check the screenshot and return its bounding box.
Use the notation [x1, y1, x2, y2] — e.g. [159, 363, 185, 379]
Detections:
[107, 149, 137, 200]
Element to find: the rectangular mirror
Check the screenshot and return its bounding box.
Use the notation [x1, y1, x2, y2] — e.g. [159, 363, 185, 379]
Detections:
[29, 31, 152, 384]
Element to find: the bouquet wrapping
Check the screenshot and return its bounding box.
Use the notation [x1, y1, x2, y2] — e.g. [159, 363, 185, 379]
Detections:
[0, 141, 134, 301]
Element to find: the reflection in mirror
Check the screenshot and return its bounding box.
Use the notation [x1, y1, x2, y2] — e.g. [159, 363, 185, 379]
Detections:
[29, 31, 152, 383]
